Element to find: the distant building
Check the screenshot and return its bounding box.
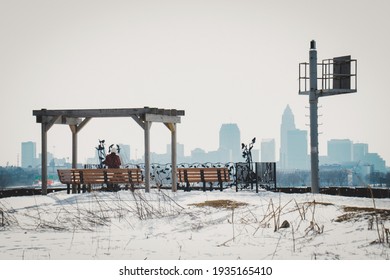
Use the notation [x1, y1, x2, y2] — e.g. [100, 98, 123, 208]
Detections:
[261, 139, 275, 162]
[321, 140, 386, 178]
[219, 123, 241, 162]
[191, 148, 207, 163]
[149, 152, 170, 164]
[167, 143, 185, 163]
[86, 149, 100, 165]
[328, 139, 353, 164]
[37, 152, 54, 167]
[363, 153, 386, 173]
[21, 141, 37, 168]
[279, 105, 296, 169]
[353, 143, 368, 162]
[118, 144, 131, 164]
[252, 149, 260, 162]
[287, 129, 308, 170]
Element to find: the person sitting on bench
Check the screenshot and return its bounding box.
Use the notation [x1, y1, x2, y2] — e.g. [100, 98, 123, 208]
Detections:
[103, 146, 121, 168]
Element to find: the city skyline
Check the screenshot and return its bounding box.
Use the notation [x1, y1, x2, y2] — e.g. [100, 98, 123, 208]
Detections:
[19, 117, 387, 173]
[1, 1, 390, 167]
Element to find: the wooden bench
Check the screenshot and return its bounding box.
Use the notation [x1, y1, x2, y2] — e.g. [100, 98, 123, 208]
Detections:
[57, 169, 81, 193]
[177, 167, 231, 192]
[57, 168, 143, 193]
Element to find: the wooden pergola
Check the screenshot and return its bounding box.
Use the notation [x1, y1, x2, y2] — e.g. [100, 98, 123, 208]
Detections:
[32, 107, 185, 195]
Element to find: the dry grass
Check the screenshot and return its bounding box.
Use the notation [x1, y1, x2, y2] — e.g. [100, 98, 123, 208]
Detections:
[335, 205, 390, 245]
[335, 206, 390, 223]
[189, 199, 248, 209]
[0, 191, 185, 232]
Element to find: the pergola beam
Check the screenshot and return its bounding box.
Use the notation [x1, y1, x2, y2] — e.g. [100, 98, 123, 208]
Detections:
[131, 115, 145, 130]
[33, 108, 184, 119]
[145, 114, 181, 123]
[44, 115, 61, 132]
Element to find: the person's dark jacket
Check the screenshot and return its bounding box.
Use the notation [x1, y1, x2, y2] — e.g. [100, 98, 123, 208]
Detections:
[103, 153, 121, 168]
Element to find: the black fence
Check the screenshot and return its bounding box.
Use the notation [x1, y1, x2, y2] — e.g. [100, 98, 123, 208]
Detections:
[84, 161, 277, 192]
[235, 162, 277, 193]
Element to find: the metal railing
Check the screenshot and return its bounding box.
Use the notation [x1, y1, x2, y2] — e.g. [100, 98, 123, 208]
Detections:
[84, 161, 277, 191]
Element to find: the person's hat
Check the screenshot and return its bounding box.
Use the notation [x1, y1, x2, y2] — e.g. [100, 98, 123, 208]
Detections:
[111, 146, 118, 154]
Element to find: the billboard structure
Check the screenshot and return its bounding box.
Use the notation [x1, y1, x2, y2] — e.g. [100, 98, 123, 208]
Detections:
[298, 41, 357, 193]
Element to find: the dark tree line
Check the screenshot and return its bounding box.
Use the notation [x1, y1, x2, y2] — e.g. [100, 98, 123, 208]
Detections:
[0, 167, 39, 187]
[277, 169, 390, 188]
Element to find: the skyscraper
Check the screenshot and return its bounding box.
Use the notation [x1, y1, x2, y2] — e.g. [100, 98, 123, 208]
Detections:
[261, 139, 275, 162]
[328, 139, 353, 164]
[118, 144, 131, 164]
[287, 129, 308, 170]
[353, 143, 368, 162]
[280, 105, 296, 169]
[219, 123, 241, 162]
[21, 141, 36, 168]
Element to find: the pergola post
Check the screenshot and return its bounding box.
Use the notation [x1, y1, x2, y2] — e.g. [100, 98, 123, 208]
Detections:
[69, 118, 91, 193]
[144, 121, 151, 192]
[166, 123, 177, 192]
[70, 125, 78, 168]
[69, 125, 78, 193]
[41, 123, 48, 195]
[40, 113, 60, 195]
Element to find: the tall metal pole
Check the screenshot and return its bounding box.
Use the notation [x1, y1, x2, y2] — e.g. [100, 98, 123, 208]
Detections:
[309, 40, 320, 193]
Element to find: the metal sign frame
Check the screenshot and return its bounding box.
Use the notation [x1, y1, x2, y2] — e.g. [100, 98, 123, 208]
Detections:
[299, 57, 357, 96]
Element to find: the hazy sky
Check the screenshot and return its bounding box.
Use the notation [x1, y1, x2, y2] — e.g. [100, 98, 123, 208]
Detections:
[1, 0, 390, 166]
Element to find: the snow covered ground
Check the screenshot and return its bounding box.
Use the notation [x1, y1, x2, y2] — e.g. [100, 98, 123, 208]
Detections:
[0, 188, 389, 260]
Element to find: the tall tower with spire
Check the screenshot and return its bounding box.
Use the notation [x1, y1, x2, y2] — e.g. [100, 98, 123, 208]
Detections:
[280, 105, 296, 169]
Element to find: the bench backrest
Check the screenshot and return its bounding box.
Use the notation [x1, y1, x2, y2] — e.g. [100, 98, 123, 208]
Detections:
[57, 169, 81, 184]
[80, 169, 106, 185]
[104, 168, 143, 184]
[57, 168, 143, 185]
[177, 167, 230, 183]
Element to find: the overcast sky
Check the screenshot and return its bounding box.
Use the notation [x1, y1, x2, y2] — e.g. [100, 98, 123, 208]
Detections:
[1, 0, 389, 166]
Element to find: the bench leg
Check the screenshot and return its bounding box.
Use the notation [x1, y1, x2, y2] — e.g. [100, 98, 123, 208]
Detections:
[67, 184, 70, 194]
